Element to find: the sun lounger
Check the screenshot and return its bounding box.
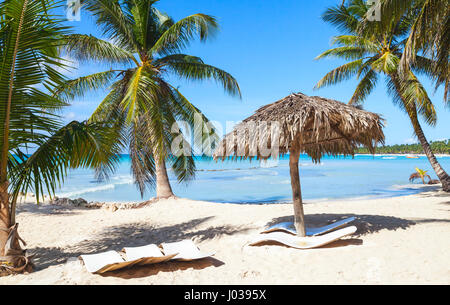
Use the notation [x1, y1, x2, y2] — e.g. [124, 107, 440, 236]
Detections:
[249, 226, 357, 249]
[80, 251, 142, 274]
[261, 217, 356, 236]
[80, 240, 214, 274]
[123, 244, 178, 265]
[160, 240, 215, 261]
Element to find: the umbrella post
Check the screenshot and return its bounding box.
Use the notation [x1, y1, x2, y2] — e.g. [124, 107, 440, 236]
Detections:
[289, 149, 306, 237]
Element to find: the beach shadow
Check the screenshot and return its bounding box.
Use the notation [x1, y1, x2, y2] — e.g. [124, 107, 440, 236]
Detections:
[318, 238, 363, 248]
[101, 257, 225, 280]
[416, 186, 450, 198]
[28, 216, 251, 271]
[250, 238, 363, 250]
[266, 213, 418, 237]
[16, 204, 84, 216]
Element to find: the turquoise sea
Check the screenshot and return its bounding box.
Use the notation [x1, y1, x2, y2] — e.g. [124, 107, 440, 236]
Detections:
[56, 154, 450, 203]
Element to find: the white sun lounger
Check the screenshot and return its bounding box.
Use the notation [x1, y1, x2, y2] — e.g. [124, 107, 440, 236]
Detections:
[80, 240, 214, 274]
[249, 226, 357, 249]
[261, 217, 356, 236]
[80, 251, 141, 274]
[81, 245, 175, 274]
[160, 240, 215, 261]
[123, 244, 177, 265]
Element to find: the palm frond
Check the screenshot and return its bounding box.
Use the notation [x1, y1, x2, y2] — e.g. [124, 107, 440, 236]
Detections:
[315, 46, 367, 61]
[9, 121, 123, 203]
[54, 70, 120, 101]
[150, 13, 219, 56]
[164, 61, 241, 98]
[83, 0, 137, 51]
[349, 69, 378, 105]
[314, 59, 364, 89]
[128, 118, 156, 197]
[62, 34, 137, 65]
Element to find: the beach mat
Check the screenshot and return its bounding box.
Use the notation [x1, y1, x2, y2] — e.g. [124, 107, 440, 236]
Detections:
[80, 251, 142, 274]
[123, 244, 177, 266]
[262, 217, 356, 236]
[161, 240, 215, 261]
[80, 240, 214, 274]
[250, 226, 357, 249]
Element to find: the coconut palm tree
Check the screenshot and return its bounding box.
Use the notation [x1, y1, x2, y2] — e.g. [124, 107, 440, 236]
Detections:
[375, 0, 449, 102]
[409, 167, 432, 184]
[314, 0, 450, 191]
[0, 0, 122, 274]
[58, 0, 241, 200]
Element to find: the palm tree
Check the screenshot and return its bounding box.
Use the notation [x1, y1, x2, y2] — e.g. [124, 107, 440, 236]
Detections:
[314, 0, 450, 191]
[375, 0, 449, 102]
[409, 167, 432, 184]
[58, 0, 241, 200]
[0, 0, 121, 274]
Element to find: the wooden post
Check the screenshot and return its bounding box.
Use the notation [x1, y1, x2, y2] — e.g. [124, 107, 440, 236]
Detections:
[289, 148, 306, 237]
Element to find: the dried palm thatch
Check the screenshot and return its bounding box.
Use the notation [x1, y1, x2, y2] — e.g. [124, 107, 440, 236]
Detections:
[213, 92, 385, 162]
[213, 92, 385, 237]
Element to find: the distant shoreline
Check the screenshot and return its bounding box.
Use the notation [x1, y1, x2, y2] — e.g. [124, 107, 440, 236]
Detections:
[355, 153, 450, 157]
[17, 183, 440, 208]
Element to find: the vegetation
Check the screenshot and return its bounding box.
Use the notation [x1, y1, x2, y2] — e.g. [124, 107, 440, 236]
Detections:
[377, 0, 449, 103]
[357, 139, 450, 154]
[409, 167, 433, 184]
[0, 0, 119, 275]
[57, 0, 241, 200]
[315, 0, 450, 191]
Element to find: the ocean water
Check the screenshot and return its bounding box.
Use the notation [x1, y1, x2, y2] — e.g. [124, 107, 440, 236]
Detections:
[56, 154, 450, 203]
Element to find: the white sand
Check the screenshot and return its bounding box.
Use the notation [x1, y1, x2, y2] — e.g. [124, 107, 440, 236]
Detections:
[1, 186, 449, 284]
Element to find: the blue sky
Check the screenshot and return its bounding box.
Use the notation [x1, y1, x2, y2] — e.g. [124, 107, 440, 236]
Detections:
[60, 0, 449, 146]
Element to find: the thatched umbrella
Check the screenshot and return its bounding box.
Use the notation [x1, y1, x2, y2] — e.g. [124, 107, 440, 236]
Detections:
[213, 92, 385, 236]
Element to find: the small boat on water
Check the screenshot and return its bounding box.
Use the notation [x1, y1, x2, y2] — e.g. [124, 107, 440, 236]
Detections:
[406, 155, 419, 159]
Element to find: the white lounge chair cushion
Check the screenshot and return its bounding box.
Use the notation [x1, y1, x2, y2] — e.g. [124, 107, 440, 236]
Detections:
[123, 244, 165, 260]
[262, 217, 356, 236]
[250, 226, 357, 249]
[80, 251, 126, 273]
[123, 244, 177, 265]
[161, 240, 215, 261]
[80, 240, 215, 273]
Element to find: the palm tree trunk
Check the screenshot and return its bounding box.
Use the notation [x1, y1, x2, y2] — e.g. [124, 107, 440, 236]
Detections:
[154, 151, 174, 199]
[0, 182, 11, 256]
[409, 112, 450, 192]
[390, 74, 450, 192]
[0, 0, 29, 262]
[289, 149, 306, 237]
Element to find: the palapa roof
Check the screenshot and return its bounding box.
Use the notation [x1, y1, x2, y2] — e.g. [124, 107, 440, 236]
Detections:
[213, 92, 385, 162]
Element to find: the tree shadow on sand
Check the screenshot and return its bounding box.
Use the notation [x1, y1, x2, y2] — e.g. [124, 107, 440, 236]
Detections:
[101, 257, 225, 280]
[415, 186, 450, 198]
[16, 204, 84, 216]
[266, 213, 449, 237]
[28, 216, 251, 275]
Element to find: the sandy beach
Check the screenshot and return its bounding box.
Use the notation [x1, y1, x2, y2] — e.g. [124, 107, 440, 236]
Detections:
[0, 185, 448, 285]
